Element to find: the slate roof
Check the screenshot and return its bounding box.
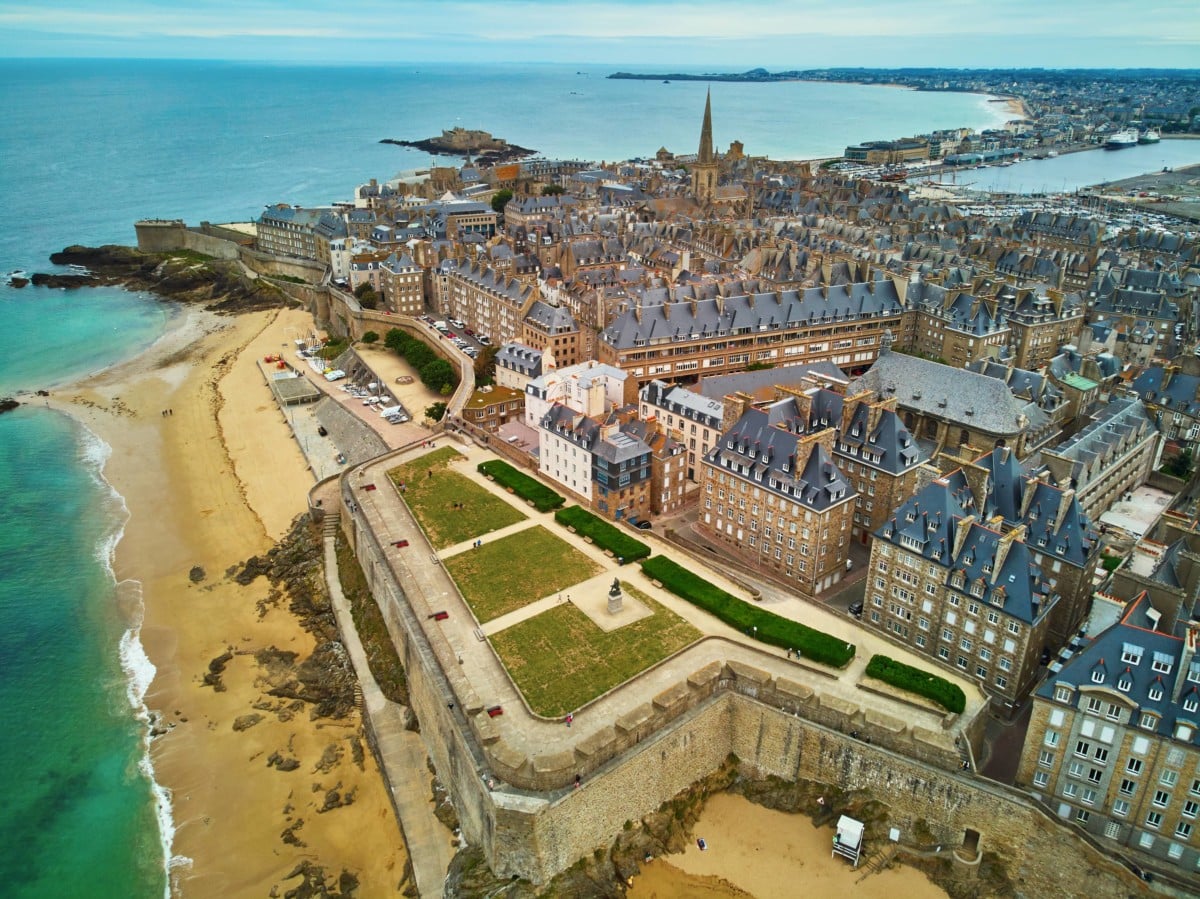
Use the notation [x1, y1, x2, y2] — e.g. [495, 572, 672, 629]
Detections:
[974, 446, 1098, 569]
[523, 301, 576, 333]
[496, 342, 543, 378]
[706, 399, 855, 513]
[848, 348, 1040, 438]
[697, 361, 847, 402]
[1130, 367, 1200, 419]
[601, 281, 904, 350]
[640, 381, 723, 428]
[1043, 396, 1157, 490]
[1037, 593, 1200, 748]
[877, 471, 1054, 625]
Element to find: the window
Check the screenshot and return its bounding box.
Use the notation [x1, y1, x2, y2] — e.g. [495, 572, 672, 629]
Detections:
[1176, 822, 1193, 840]
[1168, 842, 1184, 860]
[1087, 697, 1103, 714]
[1081, 790, 1097, 807]
[1139, 832, 1154, 850]
[938, 646, 950, 660]
[1063, 782, 1078, 798]
[1146, 811, 1163, 830]
[1055, 686, 1073, 703]
[1038, 750, 1055, 768]
[1119, 779, 1137, 796]
[1114, 799, 1130, 817]
[1127, 758, 1144, 775]
[1154, 790, 1171, 808]
[1088, 768, 1103, 784]
[1033, 771, 1049, 787]
[1140, 713, 1157, 729]
[1105, 821, 1121, 839]
[1094, 748, 1109, 764]
[1076, 808, 1091, 824]
[1162, 770, 1179, 788]
[1185, 800, 1199, 819]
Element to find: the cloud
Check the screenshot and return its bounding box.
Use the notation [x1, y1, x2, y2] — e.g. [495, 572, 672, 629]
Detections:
[0, 0, 1195, 61]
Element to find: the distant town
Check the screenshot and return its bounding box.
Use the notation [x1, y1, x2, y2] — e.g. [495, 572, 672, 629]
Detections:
[132, 67, 1200, 895]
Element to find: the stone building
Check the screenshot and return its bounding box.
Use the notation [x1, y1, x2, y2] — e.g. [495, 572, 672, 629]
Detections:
[1018, 591, 1200, 874]
[461, 385, 524, 433]
[966, 447, 1102, 648]
[638, 380, 724, 483]
[433, 258, 535, 346]
[867, 469, 1059, 709]
[847, 339, 1059, 459]
[1038, 395, 1161, 522]
[1130, 366, 1200, 457]
[598, 277, 905, 386]
[257, 203, 323, 259]
[379, 251, 425, 316]
[520, 299, 581, 368]
[690, 89, 718, 205]
[495, 343, 546, 393]
[696, 398, 856, 596]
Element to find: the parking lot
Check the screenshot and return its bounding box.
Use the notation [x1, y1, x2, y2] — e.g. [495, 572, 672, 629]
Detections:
[419, 313, 491, 362]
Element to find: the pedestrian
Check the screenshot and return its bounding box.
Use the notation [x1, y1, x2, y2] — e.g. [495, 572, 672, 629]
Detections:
[566, 712, 573, 727]
[574, 774, 581, 789]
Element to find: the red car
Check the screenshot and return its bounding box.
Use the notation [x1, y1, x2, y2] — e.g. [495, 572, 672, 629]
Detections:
[445, 331, 456, 339]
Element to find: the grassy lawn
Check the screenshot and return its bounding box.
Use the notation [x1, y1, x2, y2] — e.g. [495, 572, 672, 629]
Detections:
[388, 447, 526, 549]
[490, 583, 701, 716]
[444, 526, 600, 623]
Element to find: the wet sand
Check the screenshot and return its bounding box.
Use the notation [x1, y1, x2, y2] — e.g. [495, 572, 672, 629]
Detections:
[51, 306, 408, 896]
[629, 793, 947, 899]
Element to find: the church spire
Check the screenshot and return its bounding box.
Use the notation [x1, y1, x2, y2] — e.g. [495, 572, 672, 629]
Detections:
[698, 87, 714, 164]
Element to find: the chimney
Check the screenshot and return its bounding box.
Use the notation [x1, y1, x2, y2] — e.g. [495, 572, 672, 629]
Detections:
[993, 524, 1025, 582]
[961, 462, 990, 514]
[1174, 623, 1199, 702]
[722, 392, 755, 433]
[1054, 487, 1077, 533]
[953, 514, 976, 559]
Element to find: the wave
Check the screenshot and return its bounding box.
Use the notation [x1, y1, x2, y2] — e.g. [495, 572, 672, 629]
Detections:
[76, 420, 191, 897]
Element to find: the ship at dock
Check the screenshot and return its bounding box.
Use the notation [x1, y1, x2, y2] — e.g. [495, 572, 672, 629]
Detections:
[1104, 129, 1138, 150]
[1138, 129, 1160, 144]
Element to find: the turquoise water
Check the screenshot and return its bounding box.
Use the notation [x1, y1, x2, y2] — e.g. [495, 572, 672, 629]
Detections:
[0, 407, 163, 897]
[0, 59, 1103, 897]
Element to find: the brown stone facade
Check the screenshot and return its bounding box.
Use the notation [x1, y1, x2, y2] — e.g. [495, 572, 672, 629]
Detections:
[696, 428, 855, 597]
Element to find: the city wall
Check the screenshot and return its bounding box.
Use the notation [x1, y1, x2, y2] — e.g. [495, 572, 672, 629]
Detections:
[338, 479, 1148, 893]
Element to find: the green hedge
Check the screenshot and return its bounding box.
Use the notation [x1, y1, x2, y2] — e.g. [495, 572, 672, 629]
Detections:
[639, 556, 854, 668]
[477, 460, 565, 512]
[865, 655, 965, 714]
[554, 506, 650, 563]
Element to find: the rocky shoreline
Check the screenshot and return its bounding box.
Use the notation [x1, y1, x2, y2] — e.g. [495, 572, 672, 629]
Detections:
[379, 137, 535, 166]
[27, 244, 293, 314]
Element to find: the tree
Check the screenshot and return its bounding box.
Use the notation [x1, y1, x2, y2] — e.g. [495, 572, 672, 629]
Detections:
[491, 189, 513, 214]
[354, 283, 379, 310]
[361, 331, 379, 344]
[474, 344, 499, 386]
[541, 184, 565, 196]
[425, 401, 447, 422]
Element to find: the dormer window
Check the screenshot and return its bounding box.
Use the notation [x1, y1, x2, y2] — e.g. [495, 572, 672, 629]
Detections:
[1149, 685, 1164, 702]
[1184, 696, 1199, 714]
[1189, 663, 1200, 685]
[1122, 644, 1144, 666]
[1092, 669, 1105, 684]
[1118, 675, 1133, 693]
[1151, 653, 1173, 675]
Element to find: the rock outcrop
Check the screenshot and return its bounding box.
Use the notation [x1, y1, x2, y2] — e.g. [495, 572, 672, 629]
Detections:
[30, 244, 290, 314]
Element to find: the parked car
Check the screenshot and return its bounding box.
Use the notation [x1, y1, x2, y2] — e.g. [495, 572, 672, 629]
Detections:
[634, 520, 651, 530]
[477, 335, 491, 346]
[848, 600, 863, 619]
[448, 318, 466, 329]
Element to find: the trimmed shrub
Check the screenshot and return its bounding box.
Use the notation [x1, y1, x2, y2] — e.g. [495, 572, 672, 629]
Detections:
[477, 460, 564, 512]
[639, 556, 854, 668]
[554, 506, 650, 563]
[865, 654, 966, 714]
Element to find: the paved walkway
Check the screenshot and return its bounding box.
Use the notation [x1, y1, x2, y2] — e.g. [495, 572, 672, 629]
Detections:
[343, 436, 986, 775]
[319, 503, 455, 897]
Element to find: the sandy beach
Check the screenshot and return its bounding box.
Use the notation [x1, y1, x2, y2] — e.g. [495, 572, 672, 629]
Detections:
[628, 793, 947, 899]
[50, 305, 409, 896]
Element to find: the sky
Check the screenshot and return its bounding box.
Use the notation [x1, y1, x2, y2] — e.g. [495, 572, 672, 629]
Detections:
[1, 0, 1198, 68]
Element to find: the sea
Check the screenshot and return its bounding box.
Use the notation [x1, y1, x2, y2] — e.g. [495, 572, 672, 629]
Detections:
[0, 58, 1193, 898]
